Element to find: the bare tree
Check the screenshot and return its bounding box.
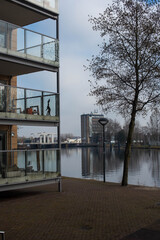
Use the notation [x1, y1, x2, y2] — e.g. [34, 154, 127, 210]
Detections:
[105, 119, 122, 143]
[86, 0, 160, 185]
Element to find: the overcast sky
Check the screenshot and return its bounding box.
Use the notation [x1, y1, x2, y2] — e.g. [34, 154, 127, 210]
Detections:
[59, 0, 113, 135]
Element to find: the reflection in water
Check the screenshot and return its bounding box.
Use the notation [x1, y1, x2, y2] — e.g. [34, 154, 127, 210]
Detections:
[61, 147, 160, 187]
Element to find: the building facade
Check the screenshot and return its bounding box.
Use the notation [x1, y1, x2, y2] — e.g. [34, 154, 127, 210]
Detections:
[0, 0, 61, 191]
[81, 113, 104, 144]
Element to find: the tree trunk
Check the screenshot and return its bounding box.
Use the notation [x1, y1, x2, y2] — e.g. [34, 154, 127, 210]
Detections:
[122, 109, 136, 186]
[122, 2, 139, 186]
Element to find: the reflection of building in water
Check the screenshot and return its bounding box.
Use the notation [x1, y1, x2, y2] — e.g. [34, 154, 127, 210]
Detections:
[81, 113, 104, 144]
[82, 148, 103, 179]
[82, 148, 90, 177]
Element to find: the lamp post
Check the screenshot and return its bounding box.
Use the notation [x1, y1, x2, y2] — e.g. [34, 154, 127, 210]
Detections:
[98, 118, 109, 182]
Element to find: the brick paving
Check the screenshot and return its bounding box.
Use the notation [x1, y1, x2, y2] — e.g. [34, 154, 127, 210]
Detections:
[0, 178, 159, 240]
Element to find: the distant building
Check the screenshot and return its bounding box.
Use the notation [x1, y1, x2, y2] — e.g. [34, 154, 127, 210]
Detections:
[65, 138, 81, 144]
[39, 133, 55, 144]
[81, 113, 104, 144]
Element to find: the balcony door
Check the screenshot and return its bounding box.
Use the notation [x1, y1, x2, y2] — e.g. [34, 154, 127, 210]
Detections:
[0, 132, 6, 150]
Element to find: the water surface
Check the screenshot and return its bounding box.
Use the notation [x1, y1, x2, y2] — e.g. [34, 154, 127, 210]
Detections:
[61, 147, 160, 187]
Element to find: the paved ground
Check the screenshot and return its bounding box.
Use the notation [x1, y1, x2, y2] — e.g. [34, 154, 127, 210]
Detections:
[0, 178, 159, 240]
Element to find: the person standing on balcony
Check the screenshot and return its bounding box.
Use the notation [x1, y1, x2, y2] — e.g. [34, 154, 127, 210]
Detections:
[46, 99, 51, 115]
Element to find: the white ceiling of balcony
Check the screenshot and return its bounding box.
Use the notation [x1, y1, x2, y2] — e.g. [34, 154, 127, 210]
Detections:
[0, 0, 55, 26]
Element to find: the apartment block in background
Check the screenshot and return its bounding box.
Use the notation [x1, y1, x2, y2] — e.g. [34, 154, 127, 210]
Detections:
[0, 0, 61, 191]
[81, 113, 104, 144]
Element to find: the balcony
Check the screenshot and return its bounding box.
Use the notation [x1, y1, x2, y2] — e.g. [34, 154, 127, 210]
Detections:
[26, 0, 58, 14]
[0, 149, 61, 191]
[0, 84, 59, 126]
[0, 20, 59, 75]
[0, 0, 58, 27]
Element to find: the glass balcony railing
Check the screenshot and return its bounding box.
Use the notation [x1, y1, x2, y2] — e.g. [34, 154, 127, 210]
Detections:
[0, 149, 60, 186]
[0, 20, 59, 66]
[25, 0, 58, 13]
[0, 84, 59, 122]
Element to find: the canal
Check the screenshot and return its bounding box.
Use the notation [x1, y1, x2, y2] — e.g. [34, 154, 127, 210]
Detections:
[61, 147, 160, 187]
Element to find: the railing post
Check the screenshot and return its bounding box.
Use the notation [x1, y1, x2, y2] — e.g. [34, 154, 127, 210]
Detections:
[42, 150, 44, 174]
[25, 151, 27, 176]
[5, 22, 8, 49]
[41, 91, 44, 116]
[56, 94, 59, 117]
[41, 35, 44, 59]
[24, 88, 26, 114]
[24, 29, 26, 54]
[0, 231, 5, 240]
[58, 178, 62, 192]
[4, 85, 7, 112]
[55, 40, 59, 62]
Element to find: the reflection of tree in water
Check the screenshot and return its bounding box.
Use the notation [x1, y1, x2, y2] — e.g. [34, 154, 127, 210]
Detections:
[62, 147, 160, 186]
[150, 150, 160, 185]
[129, 149, 145, 172]
[129, 149, 160, 186]
[130, 149, 157, 171]
[105, 149, 124, 173]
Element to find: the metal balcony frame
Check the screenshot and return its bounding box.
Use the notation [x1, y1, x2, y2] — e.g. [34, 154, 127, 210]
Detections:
[0, 19, 59, 74]
[0, 177, 62, 192]
[0, 0, 61, 188]
[0, 148, 62, 192]
[0, 83, 59, 126]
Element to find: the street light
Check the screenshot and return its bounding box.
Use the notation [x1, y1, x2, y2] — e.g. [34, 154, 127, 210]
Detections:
[98, 118, 109, 182]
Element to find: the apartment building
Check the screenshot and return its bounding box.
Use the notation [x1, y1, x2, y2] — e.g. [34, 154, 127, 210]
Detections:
[81, 113, 104, 144]
[0, 0, 61, 191]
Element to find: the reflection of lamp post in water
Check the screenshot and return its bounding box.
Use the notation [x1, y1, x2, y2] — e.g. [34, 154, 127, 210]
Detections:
[98, 118, 109, 182]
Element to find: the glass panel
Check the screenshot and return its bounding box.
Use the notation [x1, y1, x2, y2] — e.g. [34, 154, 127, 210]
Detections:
[0, 84, 59, 118]
[43, 41, 55, 61]
[0, 21, 7, 48]
[43, 94, 57, 116]
[17, 28, 24, 51]
[9, 25, 17, 51]
[26, 89, 42, 115]
[0, 150, 60, 185]
[17, 151, 25, 170]
[0, 20, 59, 66]
[44, 150, 57, 172]
[26, 89, 42, 98]
[43, 36, 55, 61]
[16, 88, 25, 113]
[0, 85, 6, 112]
[25, 0, 58, 13]
[26, 150, 43, 172]
[27, 45, 41, 58]
[26, 30, 41, 48]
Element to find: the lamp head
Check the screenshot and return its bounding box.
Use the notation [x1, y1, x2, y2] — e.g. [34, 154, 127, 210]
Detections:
[98, 118, 109, 126]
